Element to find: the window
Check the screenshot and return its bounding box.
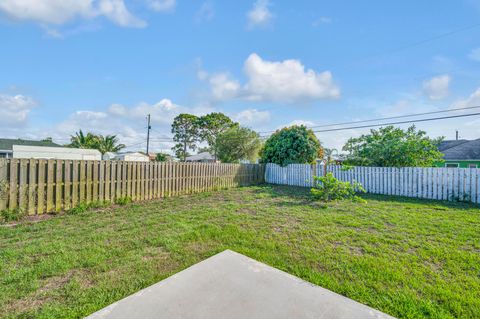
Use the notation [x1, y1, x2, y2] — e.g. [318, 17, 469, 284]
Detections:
[445, 163, 459, 168]
[468, 164, 478, 168]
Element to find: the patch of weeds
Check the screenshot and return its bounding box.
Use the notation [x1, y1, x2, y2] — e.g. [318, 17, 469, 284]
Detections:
[115, 197, 132, 206]
[67, 201, 109, 215]
[1, 207, 26, 223]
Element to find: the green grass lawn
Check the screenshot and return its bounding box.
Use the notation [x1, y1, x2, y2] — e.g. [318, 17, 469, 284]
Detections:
[1, 185, 479, 319]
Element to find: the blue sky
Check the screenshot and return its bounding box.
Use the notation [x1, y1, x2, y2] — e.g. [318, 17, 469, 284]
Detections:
[1, 0, 480, 152]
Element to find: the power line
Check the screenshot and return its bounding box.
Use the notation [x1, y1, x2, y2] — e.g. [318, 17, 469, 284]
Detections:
[146, 111, 480, 144]
[123, 141, 146, 149]
[310, 112, 480, 133]
[258, 105, 480, 134]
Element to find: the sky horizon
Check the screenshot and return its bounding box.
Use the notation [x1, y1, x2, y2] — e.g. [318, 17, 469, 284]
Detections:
[1, 0, 480, 154]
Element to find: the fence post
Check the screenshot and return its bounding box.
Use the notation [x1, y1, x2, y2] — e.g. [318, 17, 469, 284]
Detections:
[0, 159, 7, 211]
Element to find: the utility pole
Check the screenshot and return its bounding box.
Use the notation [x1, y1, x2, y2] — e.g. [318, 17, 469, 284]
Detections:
[455, 130, 459, 141]
[146, 114, 151, 155]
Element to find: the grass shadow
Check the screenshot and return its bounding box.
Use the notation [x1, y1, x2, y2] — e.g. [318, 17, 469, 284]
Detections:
[254, 184, 480, 211]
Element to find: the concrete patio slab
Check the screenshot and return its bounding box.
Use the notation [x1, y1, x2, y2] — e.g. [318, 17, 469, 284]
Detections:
[87, 250, 395, 319]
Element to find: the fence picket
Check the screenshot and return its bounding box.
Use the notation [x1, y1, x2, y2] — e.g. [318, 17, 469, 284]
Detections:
[64, 161, 71, 210]
[37, 160, 46, 214]
[55, 161, 64, 212]
[27, 159, 36, 215]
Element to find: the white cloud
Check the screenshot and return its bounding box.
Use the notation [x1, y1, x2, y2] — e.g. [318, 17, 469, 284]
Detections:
[0, 0, 145, 28]
[247, 0, 273, 29]
[0, 94, 36, 126]
[243, 53, 340, 102]
[468, 48, 480, 62]
[195, 1, 215, 23]
[199, 53, 340, 103]
[208, 73, 241, 101]
[422, 74, 450, 100]
[56, 98, 192, 152]
[233, 109, 271, 126]
[146, 0, 176, 12]
[287, 120, 315, 127]
[98, 0, 146, 27]
[312, 16, 332, 27]
[451, 88, 480, 109]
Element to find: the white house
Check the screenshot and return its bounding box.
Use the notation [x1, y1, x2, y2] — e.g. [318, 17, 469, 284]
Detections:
[185, 152, 217, 163]
[112, 152, 150, 162]
[12, 145, 101, 160]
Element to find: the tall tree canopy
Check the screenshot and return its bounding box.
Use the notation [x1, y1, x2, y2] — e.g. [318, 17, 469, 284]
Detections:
[69, 130, 125, 155]
[171, 113, 199, 162]
[197, 113, 238, 160]
[260, 125, 323, 166]
[342, 125, 443, 167]
[216, 126, 262, 163]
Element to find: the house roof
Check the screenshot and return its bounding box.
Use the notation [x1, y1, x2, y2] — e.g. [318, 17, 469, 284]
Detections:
[115, 152, 149, 157]
[186, 152, 215, 161]
[0, 138, 61, 151]
[440, 139, 480, 160]
[438, 139, 469, 152]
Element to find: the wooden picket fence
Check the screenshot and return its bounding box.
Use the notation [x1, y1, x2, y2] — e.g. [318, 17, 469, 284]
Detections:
[265, 163, 480, 204]
[0, 159, 265, 215]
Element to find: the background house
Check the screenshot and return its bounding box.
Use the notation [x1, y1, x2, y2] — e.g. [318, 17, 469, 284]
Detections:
[0, 138, 60, 158]
[13, 145, 101, 160]
[111, 152, 150, 162]
[185, 152, 217, 163]
[0, 138, 101, 160]
[436, 139, 480, 168]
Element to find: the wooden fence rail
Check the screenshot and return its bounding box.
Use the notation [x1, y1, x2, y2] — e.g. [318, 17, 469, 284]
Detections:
[265, 163, 480, 204]
[0, 159, 265, 215]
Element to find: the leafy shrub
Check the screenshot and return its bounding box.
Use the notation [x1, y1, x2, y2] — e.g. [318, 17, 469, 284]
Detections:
[260, 125, 324, 166]
[342, 125, 443, 167]
[311, 173, 366, 202]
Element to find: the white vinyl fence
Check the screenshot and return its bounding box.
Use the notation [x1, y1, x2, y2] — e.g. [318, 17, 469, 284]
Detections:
[265, 163, 480, 204]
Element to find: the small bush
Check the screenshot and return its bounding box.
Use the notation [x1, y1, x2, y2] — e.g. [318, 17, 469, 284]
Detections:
[1, 208, 26, 223]
[311, 172, 366, 202]
[115, 197, 132, 206]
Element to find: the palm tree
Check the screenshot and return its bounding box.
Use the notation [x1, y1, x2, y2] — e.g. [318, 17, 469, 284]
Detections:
[96, 135, 126, 155]
[323, 148, 338, 165]
[69, 130, 99, 149]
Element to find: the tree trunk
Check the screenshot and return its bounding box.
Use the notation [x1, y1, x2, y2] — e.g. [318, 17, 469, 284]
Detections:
[183, 142, 187, 162]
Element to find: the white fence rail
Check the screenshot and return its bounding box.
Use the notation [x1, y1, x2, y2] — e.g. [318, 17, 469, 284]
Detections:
[265, 163, 480, 204]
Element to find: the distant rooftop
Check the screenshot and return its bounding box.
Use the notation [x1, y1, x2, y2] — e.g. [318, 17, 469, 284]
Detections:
[438, 139, 469, 152]
[0, 138, 61, 151]
[186, 152, 215, 161]
[439, 139, 480, 160]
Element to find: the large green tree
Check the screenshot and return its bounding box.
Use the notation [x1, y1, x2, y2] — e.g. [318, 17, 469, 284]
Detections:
[216, 126, 262, 163]
[260, 125, 323, 166]
[342, 125, 444, 167]
[171, 114, 199, 162]
[197, 112, 238, 160]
